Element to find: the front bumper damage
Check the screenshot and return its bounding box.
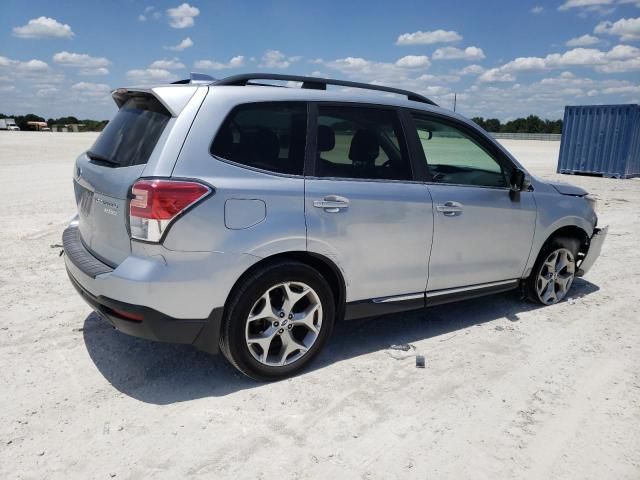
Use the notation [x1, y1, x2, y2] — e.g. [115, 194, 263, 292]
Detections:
[577, 226, 608, 276]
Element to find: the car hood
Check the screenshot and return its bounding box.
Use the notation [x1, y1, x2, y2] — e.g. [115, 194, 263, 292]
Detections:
[545, 180, 588, 197]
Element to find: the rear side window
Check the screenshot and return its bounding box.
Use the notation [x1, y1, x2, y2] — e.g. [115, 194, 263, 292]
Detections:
[211, 102, 307, 175]
[89, 96, 170, 168]
[315, 106, 412, 181]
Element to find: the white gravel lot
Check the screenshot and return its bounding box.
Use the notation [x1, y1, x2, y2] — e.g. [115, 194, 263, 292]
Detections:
[0, 132, 639, 479]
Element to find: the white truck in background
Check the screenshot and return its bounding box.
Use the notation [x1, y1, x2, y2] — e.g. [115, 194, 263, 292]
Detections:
[0, 119, 20, 130]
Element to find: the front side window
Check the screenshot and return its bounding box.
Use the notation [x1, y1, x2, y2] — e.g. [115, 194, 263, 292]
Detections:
[315, 106, 412, 181]
[412, 114, 507, 188]
[211, 102, 307, 175]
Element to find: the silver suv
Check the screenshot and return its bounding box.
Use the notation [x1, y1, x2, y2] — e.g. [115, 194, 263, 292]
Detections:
[63, 73, 607, 380]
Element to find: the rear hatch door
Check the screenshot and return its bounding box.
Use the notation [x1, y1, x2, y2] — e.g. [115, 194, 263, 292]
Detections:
[74, 93, 173, 265]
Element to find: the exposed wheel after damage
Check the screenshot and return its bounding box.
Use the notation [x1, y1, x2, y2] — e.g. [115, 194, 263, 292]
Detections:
[220, 261, 335, 381]
[527, 237, 579, 305]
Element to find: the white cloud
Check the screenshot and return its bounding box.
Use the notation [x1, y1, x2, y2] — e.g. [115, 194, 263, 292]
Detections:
[595, 17, 640, 41]
[166, 3, 200, 28]
[139, 6, 162, 22]
[596, 56, 640, 72]
[395, 55, 431, 69]
[193, 56, 245, 70]
[0, 56, 49, 72]
[458, 64, 486, 75]
[18, 59, 49, 72]
[164, 37, 194, 51]
[478, 68, 516, 83]
[36, 86, 58, 97]
[79, 67, 110, 76]
[477, 44, 640, 82]
[126, 68, 175, 84]
[12, 16, 74, 39]
[432, 46, 486, 61]
[325, 57, 370, 72]
[558, 0, 640, 14]
[318, 56, 460, 102]
[606, 44, 640, 58]
[395, 29, 462, 45]
[558, 0, 614, 10]
[530, 6, 545, 13]
[503, 56, 548, 71]
[566, 34, 601, 46]
[71, 82, 111, 97]
[260, 50, 299, 69]
[53, 51, 111, 68]
[602, 84, 640, 94]
[149, 58, 186, 70]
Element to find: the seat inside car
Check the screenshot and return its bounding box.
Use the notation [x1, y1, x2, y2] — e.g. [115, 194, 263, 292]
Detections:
[349, 129, 380, 178]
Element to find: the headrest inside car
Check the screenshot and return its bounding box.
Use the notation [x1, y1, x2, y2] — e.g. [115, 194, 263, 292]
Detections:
[317, 125, 335, 152]
[349, 129, 379, 164]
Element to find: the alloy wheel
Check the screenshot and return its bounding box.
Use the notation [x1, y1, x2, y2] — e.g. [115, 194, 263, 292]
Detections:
[244, 282, 323, 366]
[536, 248, 576, 305]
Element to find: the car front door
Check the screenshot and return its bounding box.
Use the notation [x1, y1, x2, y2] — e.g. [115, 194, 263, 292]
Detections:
[304, 104, 433, 310]
[407, 112, 536, 293]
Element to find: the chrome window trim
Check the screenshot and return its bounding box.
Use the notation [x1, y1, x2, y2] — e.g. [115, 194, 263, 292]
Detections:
[372, 292, 425, 304]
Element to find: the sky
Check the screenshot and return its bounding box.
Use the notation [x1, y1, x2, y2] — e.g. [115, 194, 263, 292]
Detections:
[1, 0, 639, 121]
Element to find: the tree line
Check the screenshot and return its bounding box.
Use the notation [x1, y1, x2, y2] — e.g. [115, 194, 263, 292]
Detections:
[3, 112, 563, 134]
[471, 115, 563, 134]
[0, 113, 108, 131]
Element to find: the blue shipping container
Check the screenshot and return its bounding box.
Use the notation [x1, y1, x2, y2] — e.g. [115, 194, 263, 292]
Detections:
[557, 104, 640, 178]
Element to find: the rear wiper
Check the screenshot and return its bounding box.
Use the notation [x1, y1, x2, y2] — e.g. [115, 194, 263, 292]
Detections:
[86, 150, 119, 167]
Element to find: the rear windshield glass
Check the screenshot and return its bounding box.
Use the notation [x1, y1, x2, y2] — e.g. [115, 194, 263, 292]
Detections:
[89, 96, 171, 168]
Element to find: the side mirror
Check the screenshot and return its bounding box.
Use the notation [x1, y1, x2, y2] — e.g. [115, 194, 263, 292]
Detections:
[510, 168, 525, 192]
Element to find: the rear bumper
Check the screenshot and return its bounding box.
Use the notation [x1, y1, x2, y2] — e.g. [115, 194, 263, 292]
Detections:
[577, 226, 608, 276]
[67, 269, 212, 344]
[63, 224, 227, 353]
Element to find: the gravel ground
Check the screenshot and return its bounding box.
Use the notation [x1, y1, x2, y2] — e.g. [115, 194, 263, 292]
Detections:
[1, 132, 639, 479]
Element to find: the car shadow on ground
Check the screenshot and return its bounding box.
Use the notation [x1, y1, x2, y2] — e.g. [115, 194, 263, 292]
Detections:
[83, 278, 599, 405]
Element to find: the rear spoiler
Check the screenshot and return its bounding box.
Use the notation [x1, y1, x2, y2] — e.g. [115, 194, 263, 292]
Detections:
[111, 85, 200, 117]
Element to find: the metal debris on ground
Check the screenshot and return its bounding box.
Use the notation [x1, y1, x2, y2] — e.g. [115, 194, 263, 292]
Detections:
[385, 343, 417, 360]
[389, 344, 413, 351]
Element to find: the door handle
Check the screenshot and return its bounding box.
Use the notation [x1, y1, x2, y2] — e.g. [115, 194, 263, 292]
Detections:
[436, 201, 463, 216]
[313, 195, 350, 213]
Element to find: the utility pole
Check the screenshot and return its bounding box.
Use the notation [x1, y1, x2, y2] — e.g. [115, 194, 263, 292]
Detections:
[453, 92, 457, 112]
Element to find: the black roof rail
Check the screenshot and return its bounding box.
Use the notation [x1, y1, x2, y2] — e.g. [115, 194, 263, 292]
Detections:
[213, 73, 438, 106]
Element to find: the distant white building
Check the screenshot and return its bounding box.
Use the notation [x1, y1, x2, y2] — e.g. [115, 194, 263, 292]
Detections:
[0, 118, 19, 130]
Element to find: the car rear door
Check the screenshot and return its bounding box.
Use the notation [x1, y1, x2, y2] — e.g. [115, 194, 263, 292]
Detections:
[406, 111, 536, 293]
[304, 103, 433, 309]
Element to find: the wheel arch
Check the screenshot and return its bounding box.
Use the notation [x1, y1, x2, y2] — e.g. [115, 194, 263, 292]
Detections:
[524, 221, 591, 278]
[223, 251, 347, 322]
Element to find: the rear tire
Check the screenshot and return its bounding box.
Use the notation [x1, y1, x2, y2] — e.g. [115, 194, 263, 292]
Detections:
[526, 236, 579, 305]
[220, 261, 335, 381]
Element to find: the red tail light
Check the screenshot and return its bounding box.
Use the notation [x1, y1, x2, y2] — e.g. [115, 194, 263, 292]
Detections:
[110, 307, 144, 322]
[129, 179, 210, 242]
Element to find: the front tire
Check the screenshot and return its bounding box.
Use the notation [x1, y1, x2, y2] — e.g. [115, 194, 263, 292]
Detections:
[527, 237, 579, 305]
[220, 261, 335, 381]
